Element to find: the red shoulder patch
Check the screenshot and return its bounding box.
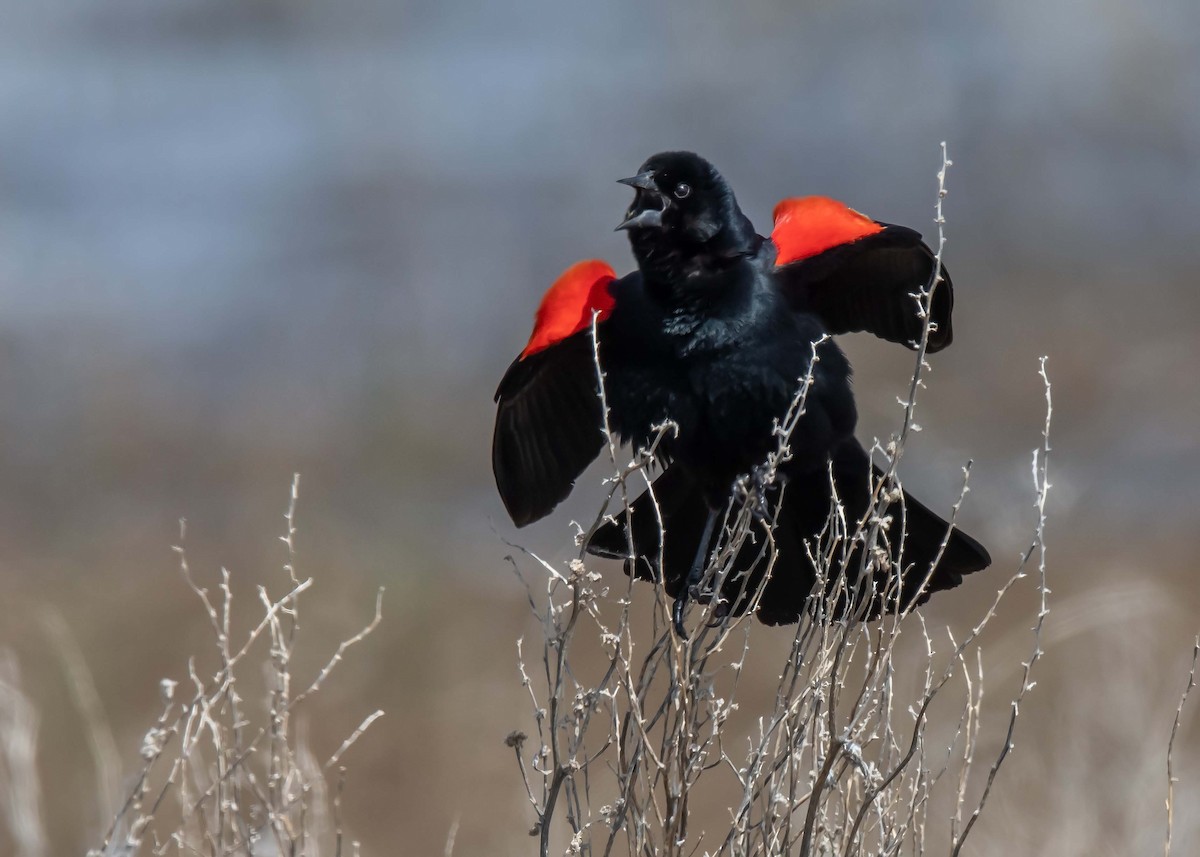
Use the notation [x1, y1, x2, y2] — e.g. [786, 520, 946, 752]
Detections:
[521, 259, 617, 359]
[771, 196, 885, 267]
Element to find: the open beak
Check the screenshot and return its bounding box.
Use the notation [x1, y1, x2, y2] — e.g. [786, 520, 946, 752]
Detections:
[616, 171, 666, 231]
[617, 171, 657, 191]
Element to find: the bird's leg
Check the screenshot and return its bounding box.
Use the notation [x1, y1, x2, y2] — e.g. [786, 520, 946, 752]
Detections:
[696, 470, 788, 631]
[744, 464, 786, 525]
[673, 506, 720, 639]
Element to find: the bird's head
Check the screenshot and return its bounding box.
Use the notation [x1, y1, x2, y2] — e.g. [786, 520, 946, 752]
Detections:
[616, 151, 741, 245]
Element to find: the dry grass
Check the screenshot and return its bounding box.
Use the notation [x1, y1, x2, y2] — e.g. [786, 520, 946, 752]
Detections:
[29, 475, 389, 857]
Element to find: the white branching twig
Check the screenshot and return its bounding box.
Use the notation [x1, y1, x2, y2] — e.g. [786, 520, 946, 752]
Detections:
[85, 476, 383, 857]
[1166, 637, 1199, 857]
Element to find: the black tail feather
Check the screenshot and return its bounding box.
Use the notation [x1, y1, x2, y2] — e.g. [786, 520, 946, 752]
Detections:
[586, 466, 710, 596]
[585, 439, 990, 625]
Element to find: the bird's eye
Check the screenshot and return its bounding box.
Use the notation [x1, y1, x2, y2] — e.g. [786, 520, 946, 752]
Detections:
[674, 182, 691, 199]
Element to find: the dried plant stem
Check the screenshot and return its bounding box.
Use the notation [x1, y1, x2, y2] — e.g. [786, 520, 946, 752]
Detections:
[1165, 637, 1199, 857]
[87, 476, 383, 857]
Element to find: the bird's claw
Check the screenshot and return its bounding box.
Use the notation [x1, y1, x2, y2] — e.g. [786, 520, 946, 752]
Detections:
[673, 506, 722, 640]
[674, 584, 723, 639]
[736, 465, 781, 523]
[705, 599, 731, 628]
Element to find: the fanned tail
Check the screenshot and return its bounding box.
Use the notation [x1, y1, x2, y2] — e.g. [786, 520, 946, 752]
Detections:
[585, 439, 990, 625]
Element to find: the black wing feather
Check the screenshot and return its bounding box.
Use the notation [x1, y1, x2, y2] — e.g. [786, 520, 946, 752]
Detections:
[492, 331, 606, 527]
[776, 226, 954, 353]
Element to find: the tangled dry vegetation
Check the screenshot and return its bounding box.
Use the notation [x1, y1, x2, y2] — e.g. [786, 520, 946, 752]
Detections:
[508, 364, 1052, 856]
[503, 146, 1055, 857]
[61, 476, 386, 857]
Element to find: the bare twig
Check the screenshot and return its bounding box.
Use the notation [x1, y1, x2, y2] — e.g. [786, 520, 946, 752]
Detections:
[88, 477, 382, 856]
[1166, 636, 1199, 857]
[327, 711, 386, 769]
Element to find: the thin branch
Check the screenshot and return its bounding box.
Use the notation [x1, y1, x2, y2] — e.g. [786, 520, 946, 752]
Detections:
[1166, 636, 1199, 857]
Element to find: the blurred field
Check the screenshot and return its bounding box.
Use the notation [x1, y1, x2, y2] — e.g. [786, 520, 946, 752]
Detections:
[1, 0, 1199, 853]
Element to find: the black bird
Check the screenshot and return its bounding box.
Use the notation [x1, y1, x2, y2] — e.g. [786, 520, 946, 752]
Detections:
[493, 151, 989, 636]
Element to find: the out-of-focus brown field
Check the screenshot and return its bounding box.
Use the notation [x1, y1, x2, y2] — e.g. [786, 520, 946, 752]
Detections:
[1, 1, 1199, 854]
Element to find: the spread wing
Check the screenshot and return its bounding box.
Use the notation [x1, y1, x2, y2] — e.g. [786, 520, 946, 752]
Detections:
[770, 196, 954, 353]
[492, 260, 616, 526]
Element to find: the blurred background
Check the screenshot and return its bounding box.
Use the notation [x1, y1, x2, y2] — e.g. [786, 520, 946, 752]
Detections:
[1, 0, 1198, 853]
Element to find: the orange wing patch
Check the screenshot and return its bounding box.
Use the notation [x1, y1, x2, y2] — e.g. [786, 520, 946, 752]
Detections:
[521, 259, 617, 359]
[771, 196, 885, 267]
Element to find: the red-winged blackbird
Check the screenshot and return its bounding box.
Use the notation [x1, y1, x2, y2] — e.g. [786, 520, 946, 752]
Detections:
[493, 151, 989, 636]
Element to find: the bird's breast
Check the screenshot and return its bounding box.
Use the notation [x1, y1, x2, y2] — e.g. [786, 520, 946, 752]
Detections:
[601, 267, 855, 498]
[606, 331, 848, 495]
